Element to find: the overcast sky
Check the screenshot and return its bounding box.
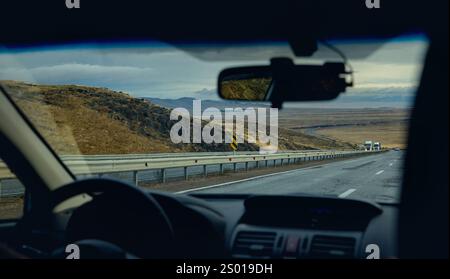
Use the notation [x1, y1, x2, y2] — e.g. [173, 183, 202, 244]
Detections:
[0, 36, 428, 108]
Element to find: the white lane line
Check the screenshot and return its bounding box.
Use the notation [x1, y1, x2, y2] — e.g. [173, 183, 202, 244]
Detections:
[176, 164, 329, 194]
[338, 188, 356, 198]
[375, 170, 385, 175]
[176, 154, 383, 194]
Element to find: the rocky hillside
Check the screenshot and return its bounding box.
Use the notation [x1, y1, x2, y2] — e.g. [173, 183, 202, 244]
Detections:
[1, 81, 258, 154]
[1, 80, 354, 155]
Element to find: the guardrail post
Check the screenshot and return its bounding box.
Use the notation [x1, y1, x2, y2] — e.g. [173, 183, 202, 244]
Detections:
[220, 164, 224, 174]
[281, 159, 284, 166]
[265, 160, 268, 167]
[273, 160, 276, 167]
[184, 167, 188, 180]
[133, 171, 139, 186]
[245, 162, 249, 171]
[161, 169, 166, 183]
[203, 165, 208, 177]
[233, 163, 237, 172]
[0, 180, 2, 199]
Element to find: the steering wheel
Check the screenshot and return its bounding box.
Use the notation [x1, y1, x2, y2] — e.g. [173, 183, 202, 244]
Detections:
[48, 178, 175, 258]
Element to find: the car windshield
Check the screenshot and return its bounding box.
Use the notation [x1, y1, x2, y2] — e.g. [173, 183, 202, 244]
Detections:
[0, 36, 428, 204]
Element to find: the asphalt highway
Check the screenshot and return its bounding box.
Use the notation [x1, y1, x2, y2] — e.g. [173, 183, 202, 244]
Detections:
[192, 151, 404, 203]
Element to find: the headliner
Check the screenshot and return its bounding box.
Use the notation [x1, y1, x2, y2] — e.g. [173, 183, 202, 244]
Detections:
[0, 0, 443, 49]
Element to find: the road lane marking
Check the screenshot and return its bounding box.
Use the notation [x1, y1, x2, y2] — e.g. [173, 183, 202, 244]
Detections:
[176, 154, 387, 194]
[375, 170, 385, 175]
[338, 188, 356, 198]
[389, 163, 393, 167]
[176, 167, 318, 194]
[175, 162, 345, 194]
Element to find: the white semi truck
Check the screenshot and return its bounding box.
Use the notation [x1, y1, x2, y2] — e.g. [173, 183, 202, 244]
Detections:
[364, 140, 381, 151]
[364, 140, 373, 151]
[373, 142, 381, 151]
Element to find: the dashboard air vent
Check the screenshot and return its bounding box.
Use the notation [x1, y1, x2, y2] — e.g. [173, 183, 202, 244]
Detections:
[309, 235, 356, 258]
[232, 231, 277, 257]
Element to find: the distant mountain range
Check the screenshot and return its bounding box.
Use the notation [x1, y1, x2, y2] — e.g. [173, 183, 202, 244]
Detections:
[143, 97, 270, 111]
[144, 84, 415, 111]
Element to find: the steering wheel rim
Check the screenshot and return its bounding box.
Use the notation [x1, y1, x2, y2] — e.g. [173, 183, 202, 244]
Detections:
[49, 178, 175, 258]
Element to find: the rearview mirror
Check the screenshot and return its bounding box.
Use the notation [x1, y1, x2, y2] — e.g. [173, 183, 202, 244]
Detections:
[218, 58, 353, 107]
[220, 67, 273, 101]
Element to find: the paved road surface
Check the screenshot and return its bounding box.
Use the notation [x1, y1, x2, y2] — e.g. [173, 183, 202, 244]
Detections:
[194, 151, 404, 203]
[1, 151, 403, 203]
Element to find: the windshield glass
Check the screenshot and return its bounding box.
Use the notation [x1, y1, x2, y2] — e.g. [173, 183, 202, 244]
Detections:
[0, 36, 428, 204]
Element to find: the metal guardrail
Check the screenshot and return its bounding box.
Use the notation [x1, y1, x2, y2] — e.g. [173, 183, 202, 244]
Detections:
[0, 150, 381, 198]
[0, 150, 380, 197]
[57, 150, 321, 161]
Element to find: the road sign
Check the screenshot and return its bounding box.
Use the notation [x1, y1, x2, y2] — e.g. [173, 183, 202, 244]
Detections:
[230, 133, 238, 151]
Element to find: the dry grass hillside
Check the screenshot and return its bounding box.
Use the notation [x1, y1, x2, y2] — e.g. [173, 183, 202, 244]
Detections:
[1, 80, 356, 154]
[1, 80, 259, 154]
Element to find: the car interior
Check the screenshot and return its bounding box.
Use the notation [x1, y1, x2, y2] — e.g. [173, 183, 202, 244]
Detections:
[0, 1, 448, 259]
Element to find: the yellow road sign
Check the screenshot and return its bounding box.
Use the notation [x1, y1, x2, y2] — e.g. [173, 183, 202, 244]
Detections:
[230, 133, 238, 151]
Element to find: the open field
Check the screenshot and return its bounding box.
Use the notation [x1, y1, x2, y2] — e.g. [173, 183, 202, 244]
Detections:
[279, 107, 410, 149]
[314, 122, 409, 149]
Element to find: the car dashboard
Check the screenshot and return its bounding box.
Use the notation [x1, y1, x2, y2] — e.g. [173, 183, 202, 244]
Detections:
[14, 191, 399, 259]
[175, 193, 399, 259]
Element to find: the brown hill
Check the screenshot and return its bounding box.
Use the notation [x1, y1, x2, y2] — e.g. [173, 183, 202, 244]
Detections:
[1, 80, 354, 155]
